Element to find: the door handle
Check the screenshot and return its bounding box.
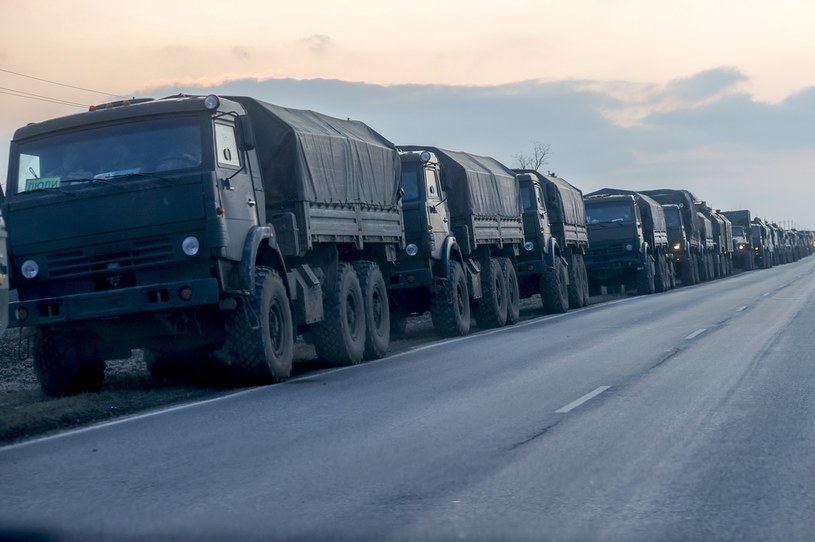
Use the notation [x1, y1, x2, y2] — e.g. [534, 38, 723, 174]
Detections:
[247, 199, 256, 207]
[443, 217, 448, 223]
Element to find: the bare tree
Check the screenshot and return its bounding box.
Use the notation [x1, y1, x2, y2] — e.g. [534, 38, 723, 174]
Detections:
[514, 141, 552, 172]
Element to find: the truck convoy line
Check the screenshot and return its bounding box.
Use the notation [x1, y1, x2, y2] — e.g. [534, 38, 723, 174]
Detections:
[1, 94, 812, 397]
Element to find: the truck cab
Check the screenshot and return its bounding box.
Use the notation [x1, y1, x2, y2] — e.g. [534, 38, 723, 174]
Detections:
[583, 194, 650, 294]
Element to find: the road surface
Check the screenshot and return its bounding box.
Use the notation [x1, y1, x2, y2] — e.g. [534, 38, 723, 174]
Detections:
[2, 257, 814, 541]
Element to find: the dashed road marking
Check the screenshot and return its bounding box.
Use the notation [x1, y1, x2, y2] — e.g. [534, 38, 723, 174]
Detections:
[555, 386, 611, 414]
[736, 306, 748, 312]
[685, 328, 707, 340]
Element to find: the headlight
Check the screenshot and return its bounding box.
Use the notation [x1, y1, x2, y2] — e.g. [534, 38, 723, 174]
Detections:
[204, 94, 220, 110]
[182, 236, 200, 256]
[625, 244, 634, 252]
[405, 243, 418, 256]
[673, 243, 681, 250]
[524, 241, 534, 251]
[21, 259, 39, 279]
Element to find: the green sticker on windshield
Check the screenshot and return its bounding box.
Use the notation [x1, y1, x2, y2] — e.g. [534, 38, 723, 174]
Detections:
[24, 177, 60, 191]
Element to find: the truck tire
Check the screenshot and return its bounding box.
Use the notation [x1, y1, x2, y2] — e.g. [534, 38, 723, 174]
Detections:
[498, 257, 520, 325]
[636, 257, 656, 295]
[474, 258, 508, 328]
[567, 253, 586, 308]
[654, 255, 669, 293]
[33, 327, 105, 397]
[579, 255, 590, 304]
[353, 261, 390, 360]
[698, 253, 710, 282]
[541, 256, 569, 314]
[312, 262, 366, 365]
[223, 266, 294, 382]
[430, 260, 471, 337]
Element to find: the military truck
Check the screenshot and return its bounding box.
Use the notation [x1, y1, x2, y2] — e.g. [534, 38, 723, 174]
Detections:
[583, 189, 674, 296]
[640, 189, 714, 283]
[751, 218, 775, 268]
[388, 147, 524, 335]
[2, 94, 406, 396]
[661, 204, 698, 285]
[721, 210, 756, 271]
[699, 206, 733, 278]
[514, 170, 589, 311]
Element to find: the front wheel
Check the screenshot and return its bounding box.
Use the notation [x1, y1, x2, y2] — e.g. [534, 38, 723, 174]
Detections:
[541, 256, 569, 313]
[223, 266, 294, 382]
[33, 327, 105, 397]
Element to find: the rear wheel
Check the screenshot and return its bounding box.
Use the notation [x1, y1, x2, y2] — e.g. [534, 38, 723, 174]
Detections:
[474, 258, 508, 328]
[222, 266, 294, 382]
[431, 260, 471, 337]
[353, 261, 390, 360]
[654, 254, 669, 293]
[567, 252, 587, 308]
[33, 327, 105, 397]
[498, 257, 520, 325]
[541, 255, 569, 313]
[312, 262, 366, 365]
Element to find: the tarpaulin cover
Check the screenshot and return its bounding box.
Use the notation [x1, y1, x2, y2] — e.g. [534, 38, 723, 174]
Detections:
[518, 171, 586, 228]
[401, 146, 521, 218]
[227, 97, 401, 208]
[587, 188, 667, 233]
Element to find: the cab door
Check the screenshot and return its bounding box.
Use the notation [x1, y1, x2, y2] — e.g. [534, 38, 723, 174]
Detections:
[424, 166, 449, 260]
[214, 121, 259, 261]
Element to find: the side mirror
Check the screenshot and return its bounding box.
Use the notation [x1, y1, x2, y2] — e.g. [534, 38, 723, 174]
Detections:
[236, 115, 256, 151]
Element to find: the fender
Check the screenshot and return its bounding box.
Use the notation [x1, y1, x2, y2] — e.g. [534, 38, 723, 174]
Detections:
[438, 235, 461, 278]
[545, 237, 559, 268]
[639, 241, 651, 266]
[239, 225, 288, 294]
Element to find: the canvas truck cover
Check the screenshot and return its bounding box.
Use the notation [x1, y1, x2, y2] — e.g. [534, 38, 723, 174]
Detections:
[515, 170, 586, 229]
[400, 146, 521, 219]
[722, 210, 751, 228]
[227, 97, 401, 208]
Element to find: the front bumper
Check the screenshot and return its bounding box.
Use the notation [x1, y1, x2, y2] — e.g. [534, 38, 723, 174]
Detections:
[9, 277, 220, 328]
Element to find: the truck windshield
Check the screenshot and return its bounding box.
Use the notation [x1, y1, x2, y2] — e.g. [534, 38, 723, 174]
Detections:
[664, 209, 681, 229]
[400, 164, 420, 203]
[11, 116, 204, 195]
[586, 203, 633, 224]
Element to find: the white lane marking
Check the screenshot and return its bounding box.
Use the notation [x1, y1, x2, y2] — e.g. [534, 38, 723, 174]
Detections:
[762, 292, 770, 297]
[555, 386, 611, 414]
[736, 306, 748, 312]
[685, 328, 707, 340]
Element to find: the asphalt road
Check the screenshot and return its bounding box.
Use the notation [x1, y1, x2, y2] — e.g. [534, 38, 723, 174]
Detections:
[2, 257, 815, 541]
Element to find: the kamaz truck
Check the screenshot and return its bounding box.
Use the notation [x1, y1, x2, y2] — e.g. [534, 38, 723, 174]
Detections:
[390, 147, 524, 334]
[2, 94, 405, 396]
[751, 218, 775, 268]
[640, 189, 713, 284]
[721, 210, 756, 271]
[583, 189, 674, 296]
[514, 170, 589, 311]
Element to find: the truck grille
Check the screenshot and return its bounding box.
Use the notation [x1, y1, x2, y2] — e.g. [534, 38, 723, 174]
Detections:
[587, 242, 630, 261]
[47, 238, 175, 278]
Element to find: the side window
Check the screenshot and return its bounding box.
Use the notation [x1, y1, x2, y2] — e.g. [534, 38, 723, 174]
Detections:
[425, 169, 440, 201]
[214, 123, 241, 168]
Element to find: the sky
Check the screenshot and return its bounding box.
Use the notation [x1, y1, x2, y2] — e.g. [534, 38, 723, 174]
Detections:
[1, 0, 813, 228]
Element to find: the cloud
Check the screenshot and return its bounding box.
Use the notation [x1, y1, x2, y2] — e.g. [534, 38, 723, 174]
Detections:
[2, 69, 811, 226]
[298, 34, 332, 55]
